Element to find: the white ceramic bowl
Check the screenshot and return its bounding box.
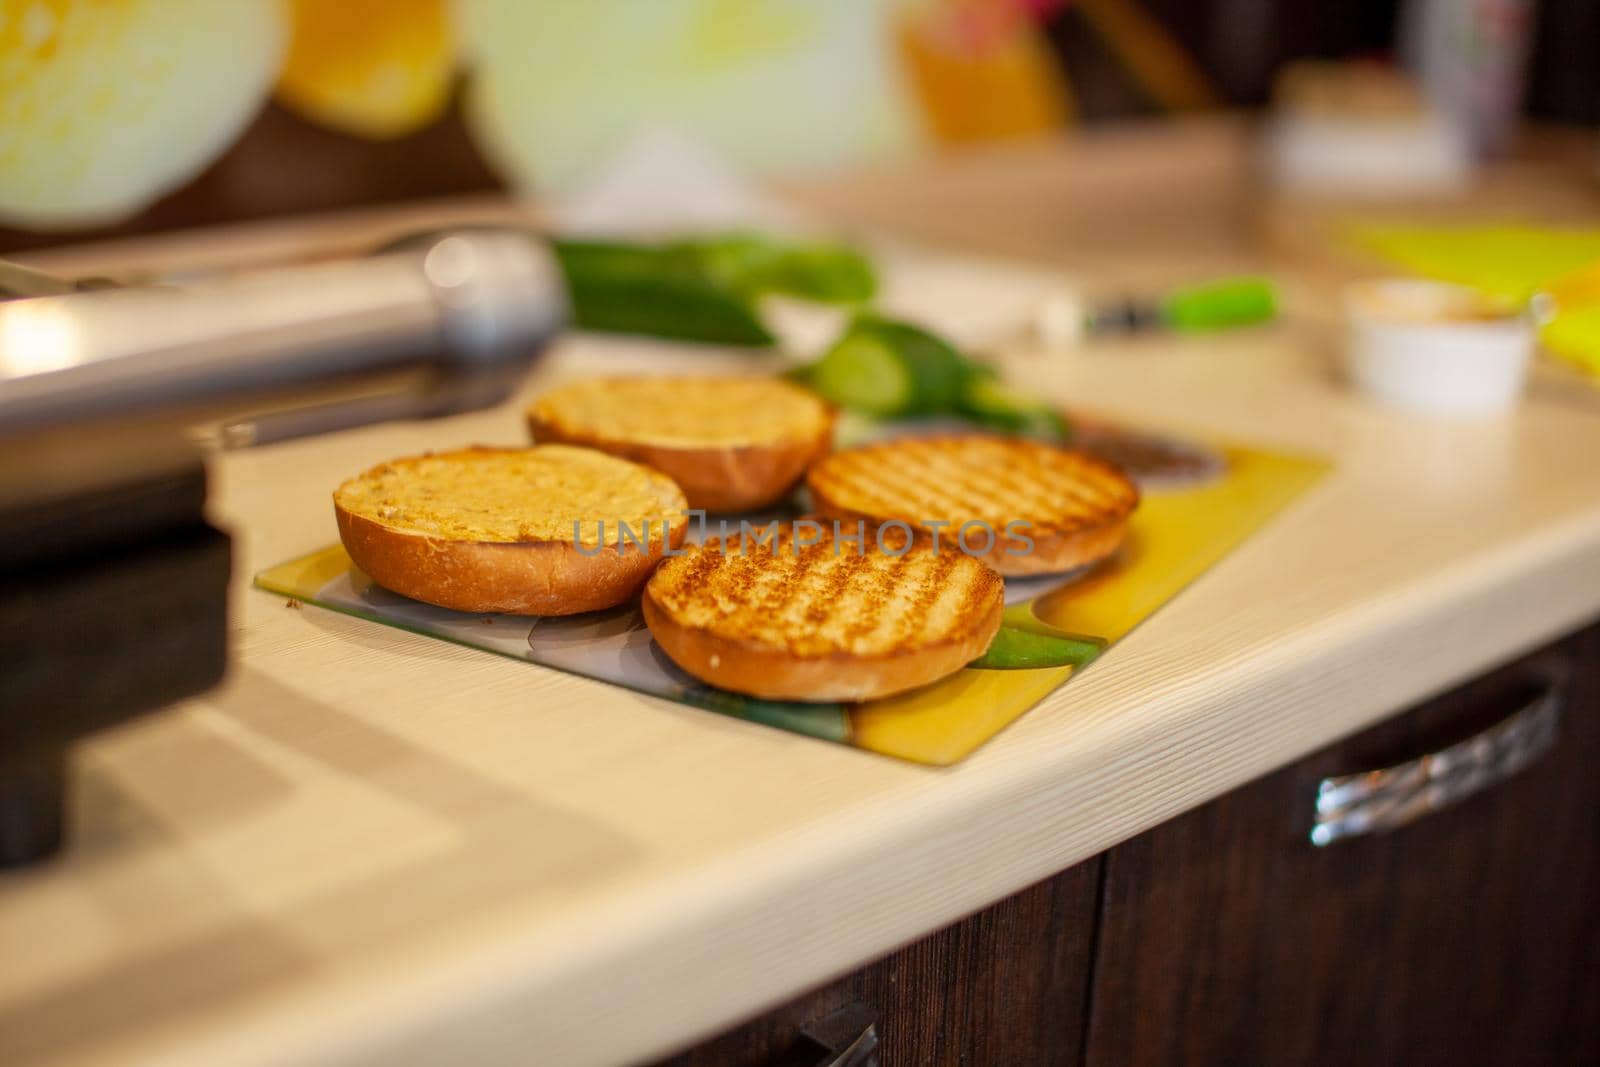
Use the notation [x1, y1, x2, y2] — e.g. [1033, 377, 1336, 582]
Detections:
[1343, 279, 1534, 415]
[1266, 114, 1470, 197]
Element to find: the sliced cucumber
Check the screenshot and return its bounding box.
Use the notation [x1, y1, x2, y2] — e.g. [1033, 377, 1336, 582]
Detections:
[957, 374, 1071, 441]
[808, 330, 914, 415]
[854, 316, 971, 413]
[968, 626, 1102, 670]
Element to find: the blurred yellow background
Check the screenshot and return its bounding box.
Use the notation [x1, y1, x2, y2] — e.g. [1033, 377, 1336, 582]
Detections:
[1, 0, 1082, 230]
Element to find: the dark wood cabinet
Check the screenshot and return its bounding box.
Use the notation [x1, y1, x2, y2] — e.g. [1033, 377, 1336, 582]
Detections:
[656, 862, 1102, 1067]
[661, 621, 1600, 1067]
[1085, 626, 1600, 1067]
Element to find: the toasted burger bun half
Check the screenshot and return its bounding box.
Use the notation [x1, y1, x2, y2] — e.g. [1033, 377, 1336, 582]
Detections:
[807, 435, 1139, 577]
[334, 445, 688, 615]
[643, 522, 1004, 702]
[527, 376, 834, 512]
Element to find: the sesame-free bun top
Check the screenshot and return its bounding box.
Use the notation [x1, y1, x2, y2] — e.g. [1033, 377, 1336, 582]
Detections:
[334, 445, 688, 615]
[643, 521, 1004, 702]
[807, 435, 1139, 577]
[527, 376, 834, 512]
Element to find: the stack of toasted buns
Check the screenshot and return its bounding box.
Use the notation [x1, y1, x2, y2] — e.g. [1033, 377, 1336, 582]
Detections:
[333, 376, 1137, 702]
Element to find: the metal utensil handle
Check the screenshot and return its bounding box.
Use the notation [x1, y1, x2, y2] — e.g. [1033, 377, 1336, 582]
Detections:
[1311, 677, 1564, 846]
[1312, 681, 1561, 844]
[0, 230, 565, 508]
[0, 230, 563, 438]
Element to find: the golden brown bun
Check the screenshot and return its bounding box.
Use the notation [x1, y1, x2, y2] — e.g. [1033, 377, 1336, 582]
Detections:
[643, 521, 1004, 702]
[527, 376, 834, 512]
[334, 445, 688, 615]
[807, 435, 1139, 577]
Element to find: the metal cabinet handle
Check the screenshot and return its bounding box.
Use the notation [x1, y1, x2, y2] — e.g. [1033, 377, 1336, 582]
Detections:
[1310, 676, 1564, 846]
[794, 1003, 879, 1067]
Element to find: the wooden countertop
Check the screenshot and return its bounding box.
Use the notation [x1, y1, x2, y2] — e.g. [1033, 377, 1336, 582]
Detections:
[5, 120, 1600, 1067]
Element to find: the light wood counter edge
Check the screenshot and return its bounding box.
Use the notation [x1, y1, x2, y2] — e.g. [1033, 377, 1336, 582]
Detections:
[141, 506, 1600, 1067]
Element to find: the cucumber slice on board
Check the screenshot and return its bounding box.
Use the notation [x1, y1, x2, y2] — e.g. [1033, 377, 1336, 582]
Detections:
[969, 625, 1103, 670]
[807, 315, 972, 417]
[957, 374, 1071, 441]
[807, 330, 915, 415]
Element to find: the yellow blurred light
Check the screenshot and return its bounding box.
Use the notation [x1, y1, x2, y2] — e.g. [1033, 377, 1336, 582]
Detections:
[895, 0, 1073, 143]
[277, 0, 457, 140]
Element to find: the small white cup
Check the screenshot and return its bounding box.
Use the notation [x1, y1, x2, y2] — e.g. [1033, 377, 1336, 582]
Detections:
[1343, 279, 1534, 415]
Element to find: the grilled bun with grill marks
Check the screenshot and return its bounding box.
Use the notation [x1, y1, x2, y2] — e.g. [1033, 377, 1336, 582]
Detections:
[643, 521, 1004, 702]
[335, 445, 688, 615]
[807, 435, 1138, 577]
[527, 376, 833, 512]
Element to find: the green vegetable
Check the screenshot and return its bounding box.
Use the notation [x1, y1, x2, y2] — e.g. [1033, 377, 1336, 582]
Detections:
[956, 373, 1071, 442]
[808, 314, 972, 417]
[677, 233, 877, 303]
[553, 233, 879, 346]
[1162, 277, 1278, 332]
[553, 239, 775, 346]
[968, 626, 1103, 670]
[557, 230, 1070, 442]
[808, 330, 913, 415]
[805, 314, 1070, 439]
[681, 685, 850, 742]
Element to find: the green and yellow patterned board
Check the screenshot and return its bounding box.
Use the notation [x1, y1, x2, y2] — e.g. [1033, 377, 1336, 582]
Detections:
[256, 436, 1325, 765]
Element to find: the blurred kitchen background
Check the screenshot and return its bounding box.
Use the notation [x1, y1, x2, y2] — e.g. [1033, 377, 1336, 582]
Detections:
[2, 0, 1595, 254]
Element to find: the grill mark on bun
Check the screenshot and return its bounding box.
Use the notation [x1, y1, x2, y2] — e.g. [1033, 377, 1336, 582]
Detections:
[643, 518, 1004, 702]
[807, 435, 1138, 576]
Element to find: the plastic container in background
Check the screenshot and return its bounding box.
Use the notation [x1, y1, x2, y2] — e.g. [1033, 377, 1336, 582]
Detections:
[1262, 61, 1471, 197]
[1343, 279, 1535, 415]
[1402, 0, 1536, 157]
